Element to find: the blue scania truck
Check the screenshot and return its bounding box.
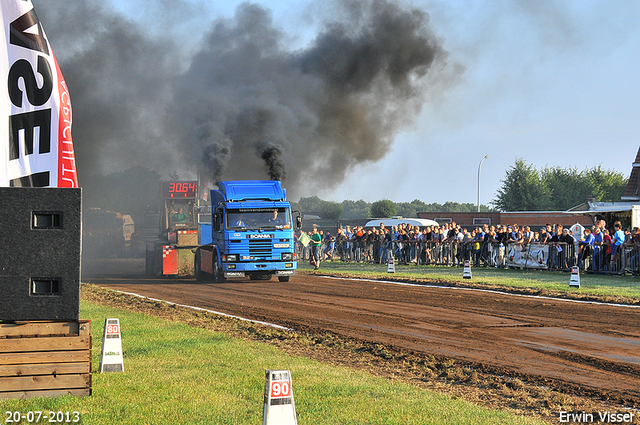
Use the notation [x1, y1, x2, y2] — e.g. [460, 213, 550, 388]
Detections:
[194, 180, 299, 282]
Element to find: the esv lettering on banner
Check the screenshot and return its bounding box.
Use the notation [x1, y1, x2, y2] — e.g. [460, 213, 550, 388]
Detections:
[1, 1, 78, 188]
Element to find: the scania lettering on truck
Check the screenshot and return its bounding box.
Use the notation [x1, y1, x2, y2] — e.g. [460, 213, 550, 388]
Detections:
[194, 180, 300, 282]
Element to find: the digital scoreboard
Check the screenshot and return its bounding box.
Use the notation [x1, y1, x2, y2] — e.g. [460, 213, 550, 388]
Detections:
[160, 181, 198, 199]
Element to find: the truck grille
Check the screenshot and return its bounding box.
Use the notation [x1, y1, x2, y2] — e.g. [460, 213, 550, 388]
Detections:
[249, 239, 272, 255]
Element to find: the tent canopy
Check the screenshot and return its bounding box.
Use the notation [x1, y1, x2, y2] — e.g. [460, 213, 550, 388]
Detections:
[364, 217, 440, 228]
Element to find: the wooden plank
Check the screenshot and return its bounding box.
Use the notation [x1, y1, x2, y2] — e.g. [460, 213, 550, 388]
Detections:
[0, 374, 90, 392]
[0, 362, 90, 377]
[0, 387, 90, 400]
[0, 336, 90, 353]
[0, 320, 91, 337]
[0, 321, 79, 337]
[0, 350, 90, 365]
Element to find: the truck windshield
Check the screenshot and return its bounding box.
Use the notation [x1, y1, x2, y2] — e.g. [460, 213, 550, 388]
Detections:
[226, 208, 292, 231]
[168, 201, 193, 228]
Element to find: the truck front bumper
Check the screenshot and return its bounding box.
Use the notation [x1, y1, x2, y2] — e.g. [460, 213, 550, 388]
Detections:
[223, 261, 297, 278]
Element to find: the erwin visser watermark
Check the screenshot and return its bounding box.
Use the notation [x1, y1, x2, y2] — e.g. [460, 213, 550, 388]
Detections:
[559, 410, 636, 423]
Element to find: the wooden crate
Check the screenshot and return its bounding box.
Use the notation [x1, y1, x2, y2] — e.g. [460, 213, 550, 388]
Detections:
[0, 320, 91, 400]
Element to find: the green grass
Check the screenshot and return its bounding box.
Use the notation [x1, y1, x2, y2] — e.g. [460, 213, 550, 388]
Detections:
[302, 261, 640, 302]
[0, 301, 546, 425]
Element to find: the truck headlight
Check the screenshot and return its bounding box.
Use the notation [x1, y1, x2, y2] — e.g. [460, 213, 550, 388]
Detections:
[223, 254, 238, 262]
[282, 253, 294, 261]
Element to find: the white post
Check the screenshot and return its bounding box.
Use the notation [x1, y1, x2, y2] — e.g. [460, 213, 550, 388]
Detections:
[99, 318, 124, 373]
[263, 370, 297, 425]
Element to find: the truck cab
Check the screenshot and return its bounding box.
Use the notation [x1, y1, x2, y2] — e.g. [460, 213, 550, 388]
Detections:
[195, 180, 299, 282]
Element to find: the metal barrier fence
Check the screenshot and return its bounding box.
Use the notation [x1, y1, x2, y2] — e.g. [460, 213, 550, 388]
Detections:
[296, 239, 640, 276]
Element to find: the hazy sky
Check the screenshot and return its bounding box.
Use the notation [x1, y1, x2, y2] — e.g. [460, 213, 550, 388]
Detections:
[325, 0, 640, 206]
[35, 0, 640, 206]
[337, 0, 640, 207]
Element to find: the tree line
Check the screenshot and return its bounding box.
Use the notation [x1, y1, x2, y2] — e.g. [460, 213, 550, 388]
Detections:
[291, 197, 492, 220]
[82, 159, 628, 222]
[492, 159, 627, 212]
[295, 159, 628, 218]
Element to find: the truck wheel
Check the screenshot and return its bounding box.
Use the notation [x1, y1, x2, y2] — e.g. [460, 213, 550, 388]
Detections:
[213, 255, 226, 283]
[278, 276, 290, 282]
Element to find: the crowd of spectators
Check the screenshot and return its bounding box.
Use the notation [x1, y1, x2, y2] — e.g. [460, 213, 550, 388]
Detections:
[297, 219, 640, 276]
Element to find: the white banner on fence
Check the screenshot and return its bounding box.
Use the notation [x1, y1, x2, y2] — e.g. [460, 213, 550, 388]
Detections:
[0, 1, 78, 188]
[506, 243, 549, 269]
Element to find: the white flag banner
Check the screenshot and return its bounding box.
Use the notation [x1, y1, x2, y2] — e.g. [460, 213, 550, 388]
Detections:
[0, 1, 78, 188]
[505, 243, 549, 270]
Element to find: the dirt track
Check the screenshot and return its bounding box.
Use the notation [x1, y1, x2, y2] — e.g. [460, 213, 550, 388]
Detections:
[85, 263, 640, 407]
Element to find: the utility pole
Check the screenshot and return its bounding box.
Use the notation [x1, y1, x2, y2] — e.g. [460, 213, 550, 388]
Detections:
[477, 154, 489, 212]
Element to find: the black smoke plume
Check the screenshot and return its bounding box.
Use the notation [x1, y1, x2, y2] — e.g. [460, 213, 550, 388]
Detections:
[260, 143, 286, 181]
[202, 142, 231, 185]
[33, 0, 459, 198]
